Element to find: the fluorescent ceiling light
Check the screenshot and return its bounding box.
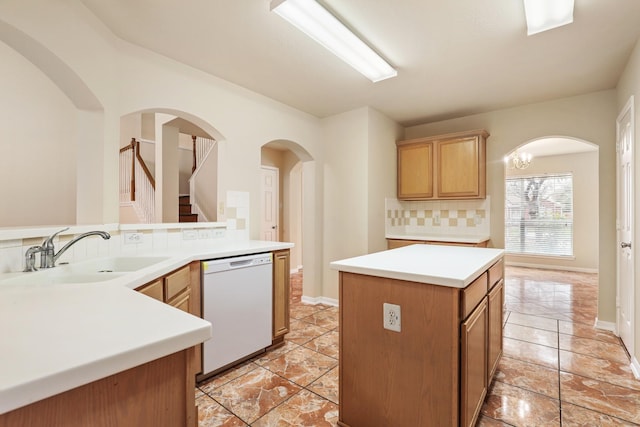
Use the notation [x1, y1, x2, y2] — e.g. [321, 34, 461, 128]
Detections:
[271, 0, 397, 82]
[524, 0, 574, 36]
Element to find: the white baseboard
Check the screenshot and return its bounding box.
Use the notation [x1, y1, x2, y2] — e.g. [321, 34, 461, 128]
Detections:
[594, 318, 617, 334]
[301, 295, 339, 307]
[631, 357, 640, 380]
[505, 261, 598, 274]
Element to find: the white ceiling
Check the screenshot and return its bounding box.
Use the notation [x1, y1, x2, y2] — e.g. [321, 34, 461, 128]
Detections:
[80, 0, 640, 127]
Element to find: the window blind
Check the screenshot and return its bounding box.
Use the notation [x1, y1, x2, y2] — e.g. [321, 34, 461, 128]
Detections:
[505, 173, 573, 257]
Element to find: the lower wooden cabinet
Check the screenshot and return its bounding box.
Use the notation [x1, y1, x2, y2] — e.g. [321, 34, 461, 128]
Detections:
[0, 350, 193, 427]
[135, 262, 201, 427]
[487, 279, 504, 381]
[272, 249, 290, 346]
[460, 297, 488, 427]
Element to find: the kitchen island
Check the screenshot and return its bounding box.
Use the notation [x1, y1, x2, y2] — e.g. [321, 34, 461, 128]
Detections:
[0, 238, 293, 426]
[330, 244, 504, 427]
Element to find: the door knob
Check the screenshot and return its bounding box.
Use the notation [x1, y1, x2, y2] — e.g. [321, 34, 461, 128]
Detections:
[621, 242, 632, 249]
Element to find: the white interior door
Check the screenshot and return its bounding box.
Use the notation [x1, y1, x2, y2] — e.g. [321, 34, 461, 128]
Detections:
[261, 166, 279, 241]
[617, 96, 634, 355]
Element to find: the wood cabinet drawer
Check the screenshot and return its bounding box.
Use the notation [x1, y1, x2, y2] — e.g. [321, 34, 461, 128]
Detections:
[168, 289, 191, 313]
[488, 259, 504, 290]
[165, 266, 191, 301]
[137, 279, 164, 301]
[461, 272, 488, 319]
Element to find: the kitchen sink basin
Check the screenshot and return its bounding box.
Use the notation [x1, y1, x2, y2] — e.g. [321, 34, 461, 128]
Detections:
[1, 271, 125, 286]
[0, 256, 171, 286]
[63, 256, 171, 273]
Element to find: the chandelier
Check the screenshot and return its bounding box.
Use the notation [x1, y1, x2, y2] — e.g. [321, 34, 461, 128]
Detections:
[504, 150, 532, 170]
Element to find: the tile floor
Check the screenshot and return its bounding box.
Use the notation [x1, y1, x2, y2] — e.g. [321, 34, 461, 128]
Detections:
[196, 266, 640, 426]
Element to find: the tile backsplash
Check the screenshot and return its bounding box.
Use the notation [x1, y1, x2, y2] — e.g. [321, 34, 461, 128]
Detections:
[386, 197, 491, 236]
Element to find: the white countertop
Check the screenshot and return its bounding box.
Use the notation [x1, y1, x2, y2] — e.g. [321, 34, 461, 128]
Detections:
[0, 239, 293, 415]
[330, 244, 504, 288]
[386, 233, 490, 244]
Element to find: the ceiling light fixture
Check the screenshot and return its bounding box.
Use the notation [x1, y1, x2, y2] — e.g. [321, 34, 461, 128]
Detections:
[504, 150, 533, 170]
[270, 0, 397, 82]
[523, 0, 574, 36]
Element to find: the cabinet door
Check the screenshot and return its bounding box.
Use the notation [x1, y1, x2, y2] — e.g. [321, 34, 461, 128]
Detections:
[272, 250, 290, 342]
[487, 279, 504, 382]
[398, 142, 434, 199]
[137, 279, 164, 301]
[437, 136, 484, 198]
[460, 297, 488, 427]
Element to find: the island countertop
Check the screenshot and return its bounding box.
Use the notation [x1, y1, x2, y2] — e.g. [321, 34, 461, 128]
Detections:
[0, 239, 293, 415]
[330, 244, 504, 288]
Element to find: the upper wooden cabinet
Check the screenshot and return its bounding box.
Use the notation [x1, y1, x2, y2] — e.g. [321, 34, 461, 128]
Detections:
[397, 129, 489, 200]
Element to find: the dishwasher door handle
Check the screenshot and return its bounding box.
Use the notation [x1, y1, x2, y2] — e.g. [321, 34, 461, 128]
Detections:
[229, 259, 254, 268]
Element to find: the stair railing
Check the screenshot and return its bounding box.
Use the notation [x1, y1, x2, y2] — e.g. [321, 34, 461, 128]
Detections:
[189, 135, 217, 222]
[192, 135, 216, 173]
[119, 138, 156, 222]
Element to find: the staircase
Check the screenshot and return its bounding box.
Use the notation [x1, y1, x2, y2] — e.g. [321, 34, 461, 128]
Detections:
[179, 195, 198, 222]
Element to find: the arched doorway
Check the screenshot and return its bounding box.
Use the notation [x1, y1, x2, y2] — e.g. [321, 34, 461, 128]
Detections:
[503, 136, 599, 272]
[261, 140, 314, 301]
[119, 110, 223, 224]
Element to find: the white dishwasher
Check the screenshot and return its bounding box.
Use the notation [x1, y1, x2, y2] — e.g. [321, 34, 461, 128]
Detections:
[200, 253, 273, 379]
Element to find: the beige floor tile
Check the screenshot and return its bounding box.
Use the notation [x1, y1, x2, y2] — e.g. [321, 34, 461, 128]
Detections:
[503, 337, 559, 369]
[561, 402, 640, 426]
[307, 366, 339, 404]
[560, 350, 640, 391]
[262, 346, 338, 387]
[481, 381, 561, 427]
[559, 334, 630, 364]
[196, 395, 247, 427]
[504, 323, 559, 348]
[506, 312, 558, 332]
[560, 372, 640, 424]
[303, 330, 339, 359]
[207, 366, 301, 424]
[252, 389, 338, 427]
[495, 356, 559, 399]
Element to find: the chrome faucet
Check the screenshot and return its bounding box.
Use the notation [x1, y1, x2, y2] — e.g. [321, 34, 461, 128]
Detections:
[24, 245, 45, 272]
[38, 228, 111, 269]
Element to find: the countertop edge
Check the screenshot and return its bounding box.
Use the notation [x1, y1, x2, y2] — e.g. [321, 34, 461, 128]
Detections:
[386, 234, 491, 244]
[330, 246, 504, 288]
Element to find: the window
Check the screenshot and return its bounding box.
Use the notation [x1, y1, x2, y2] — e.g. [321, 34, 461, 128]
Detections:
[505, 173, 573, 257]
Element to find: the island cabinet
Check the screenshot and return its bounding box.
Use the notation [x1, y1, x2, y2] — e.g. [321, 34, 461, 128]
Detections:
[135, 261, 202, 426]
[271, 249, 291, 347]
[397, 129, 489, 200]
[337, 257, 504, 427]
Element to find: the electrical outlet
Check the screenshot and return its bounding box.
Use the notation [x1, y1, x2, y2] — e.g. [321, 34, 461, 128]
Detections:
[212, 229, 226, 238]
[433, 213, 441, 226]
[474, 214, 482, 225]
[123, 232, 143, 245]
[182, 229, 198, 240]
[383, 303, 401, 332]
[198, 229, 213, 239]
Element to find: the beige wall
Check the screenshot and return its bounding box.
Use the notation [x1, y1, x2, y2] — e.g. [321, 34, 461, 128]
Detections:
[0, 39, 77, 226]
[405, 90, 618, 328]
[617, 37, 640, 368]
[505, 150, 599, 272]
[322, 107, 402, 299]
